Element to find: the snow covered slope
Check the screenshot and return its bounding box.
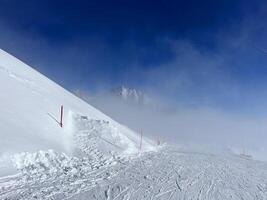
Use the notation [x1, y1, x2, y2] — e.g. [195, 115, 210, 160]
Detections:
[0, 49, 154, 173]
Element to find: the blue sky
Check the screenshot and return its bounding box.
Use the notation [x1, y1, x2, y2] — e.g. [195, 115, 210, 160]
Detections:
[1, 0, 267, 114]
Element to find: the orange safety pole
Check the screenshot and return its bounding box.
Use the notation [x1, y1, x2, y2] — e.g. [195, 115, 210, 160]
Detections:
[60, 105, 63, 128]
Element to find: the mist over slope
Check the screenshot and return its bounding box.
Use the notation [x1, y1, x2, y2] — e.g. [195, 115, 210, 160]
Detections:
[75, 86, 267, 161]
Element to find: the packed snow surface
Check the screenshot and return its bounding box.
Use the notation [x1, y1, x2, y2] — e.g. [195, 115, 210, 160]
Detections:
[1, 146, 267, 199]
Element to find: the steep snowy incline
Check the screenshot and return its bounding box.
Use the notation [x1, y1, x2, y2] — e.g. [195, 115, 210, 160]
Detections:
[0, 49, 154, 173]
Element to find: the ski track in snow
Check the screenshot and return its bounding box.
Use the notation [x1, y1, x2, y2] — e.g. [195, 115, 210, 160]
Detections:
[1, 145, 267, 200]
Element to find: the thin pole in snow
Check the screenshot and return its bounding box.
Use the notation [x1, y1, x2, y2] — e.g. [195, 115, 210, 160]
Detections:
[60, 105, 63, 128]
[140, 129, 143, 150]
[157, 138, 160, 146]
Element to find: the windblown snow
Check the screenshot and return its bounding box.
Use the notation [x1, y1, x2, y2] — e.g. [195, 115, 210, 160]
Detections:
[1, 49, 267, 200]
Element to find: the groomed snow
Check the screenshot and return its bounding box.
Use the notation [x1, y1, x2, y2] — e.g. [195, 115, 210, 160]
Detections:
[2, 146, 267, 199]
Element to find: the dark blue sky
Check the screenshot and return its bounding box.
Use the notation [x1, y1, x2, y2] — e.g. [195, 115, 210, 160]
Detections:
[1, 0, 267, 114]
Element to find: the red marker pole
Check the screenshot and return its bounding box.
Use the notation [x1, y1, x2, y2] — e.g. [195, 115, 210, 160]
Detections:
[140, 130, 143, 150]
[60, 105, 63, 128]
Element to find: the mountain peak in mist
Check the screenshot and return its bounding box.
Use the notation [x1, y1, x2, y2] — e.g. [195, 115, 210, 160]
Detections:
[111, 86, 149, 105]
